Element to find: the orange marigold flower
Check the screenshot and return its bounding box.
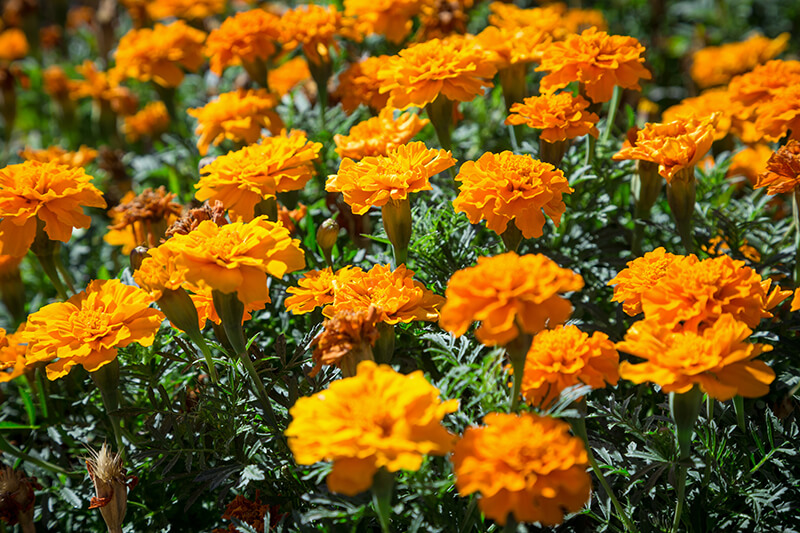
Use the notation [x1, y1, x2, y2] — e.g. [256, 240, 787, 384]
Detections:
[286, 360, 458, 496]
[612, 116, 717, 182]
[791, 289, 800, 312]
[662, 88, 733, 141]
[114, 20, 206, 88]
[326, 141, 455, 214]
[640, 254, 790, 330]
[505, 92, 599, 142]
[607, 247, 682, 316]
[0, 28, 28, 61]
[377, 37, 497, 109]
[487, 2, 566, 37]
[0, 326, 27, 383]
[0, 161, 106, 257]
[691, 33, 789, 89]
[617, 314, 774, 401]
[728, 144, 772, 186]
[19, 145, 98, 168]
[268, 57, 312, 98]
[147, 0, 226, 20]
[335, 56, 391, 114]
[728, 60, 800, 112]
[754, 85, 800, 142]
[476, 26, 552, 70]
[309, 305, 379, 377]
[72, 61, 138, 115]
[279, 4, 341, 66]
[537, 27, 651, 103]
[42, 65, 80, 101]
[22, 279, 164, 380]
[122, 101, 170, 142]
[562, 7, 607, 34]
[451, 412, 590, 526]
[344, 0, 422, 44]
[164, 217, 305, 306]
[754, 140, 800, 195]
[439, 252, 584, 346]
[277, 202, 307, 234]
[284, 267, 343, 314]
[453, 151, 573, 239]
[188, 89, 284, 156]
[334, 108, 429, 160]
[196, 130, 321, 221]
[205, 9, 281, 76]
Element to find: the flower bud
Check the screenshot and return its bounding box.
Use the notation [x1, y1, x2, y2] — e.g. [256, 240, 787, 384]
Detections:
[381, 199, 412, 266]
[316, 218, 340, 267]
[129, 246, 149, 272]
[86, 443, 138, 533]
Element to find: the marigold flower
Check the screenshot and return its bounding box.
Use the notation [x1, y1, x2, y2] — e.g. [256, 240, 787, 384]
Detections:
[537, 27, 650, 103]
[277, 202, 307, 235]
[188, 89, 284, 155]
[196, 130, 321, 220]
[279, 4, 341, 66]
[0, 28, 28, 62]
[607, 247, 682, 316]
[754, 141, 800, 195]
[377, 38, 497, 109]
[791, 289, 800, 312]
[0, 326, 27, 383]
[309, 305, 379, 377]
[451, 412, 590, 526]
[612, 116, 717, 182]
[618, 314, 774, 401]
[563, 8, 607, 34]
[286, 360, 458, 496]
[72, 61, 138, 115]
[205, 9, 281, 76]
[506, 92, 599, 143]
[640, 254, 789, 330]
[344, 0, 422, 44]
[476, 26, 551, 70]
[43, 65, 80, 101]
[754, 85, 800, 142]
[122, 101, 170, 142]
[268, 57, 312, 97]
[164, 217, 305, 306]
[104, 187, 183, 253]
[19, 145, 98, 168]
[326, 141, 455, 214]
[146, 0, 226, 20]
[0, 160, 106, 257]
[23, 279, 164, 379]
[453, 151, 573, 240]
[114, 21, 206, 88]
[415, 0, 472, 41]
[691, 33, 789, 89]
[284, 267, 342, 314]
[440, 252, 584, 345]
[335, 56, 391, 114]
[662, 88, 733, 141]
[701, 235, 761, 264]
[728, 144, 772, 186]
[334, 108, 429, 160]
[487, 2, 565, 37]
[728, 60, 800, 112]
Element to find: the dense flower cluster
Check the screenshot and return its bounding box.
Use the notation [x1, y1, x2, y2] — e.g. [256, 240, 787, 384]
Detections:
[691, 33, 789, 88]
[18, 145, 98, 167]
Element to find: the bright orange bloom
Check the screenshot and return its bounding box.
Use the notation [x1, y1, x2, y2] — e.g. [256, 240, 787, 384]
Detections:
[754, 141, 800, 195]
[612, 116, 717, 182]
[326, 142, 455, 214]
[285, 267, 344, 314]
[439, 252, 584, 346]
[188, 89, 284, 155]
[537, 27, 650, 103]
[562, 8, 607, 34]
[205, 9, 281, 76]
[0, 161, 106, 257]
[451, 412, 590, 526]
[344, 0, 422, 44]
[728, 60, 800, 112]
[335, 56, 391, 113]
[662, 88, 733, 141]
[196, 130, 322, 220]
[754, 85, 800, 142]
[476, 26, 552, 70]
[277, 202, 307, 235]
[0, 28, 29, 61]
[19, 145, 98, 168]
[334, 108, 429, 160]
[114, 20, 206, 88]
[514, 325, 619, 407]
[505, 92, 599, 142]
[640, 254, 790, 330]
[42, 65, 80, 101]
[279, 4, 341, 66]
[377, 38, 497, 109]
[122, 101, 170, 142]
[147, 0, 226, 20]
[791, 289, 800, 312]
[0, 326, 27, 383]
[72, 61, 139, 115]
[268, 57, 312, 97]
[607, 247, 682, 316]
[691, 33, 789, 89]
[453, 152, 573, 239]
[728, 144, 772, 186]
[23, 279, 164, 380]
[286, 360, 457, 496]
[487, 2, 566, 37]
[164, 217, 305, 306]
[618, 314, 774, 401]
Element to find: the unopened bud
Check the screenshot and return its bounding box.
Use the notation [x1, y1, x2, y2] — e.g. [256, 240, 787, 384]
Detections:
[129, 246, 149, 272]
[316, 218, 340, 267]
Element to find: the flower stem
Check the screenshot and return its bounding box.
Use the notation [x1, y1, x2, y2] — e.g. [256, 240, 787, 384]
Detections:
[91, 359, 125, 461]
[503, 513, 517, 533]
[733, 395, 746, 431]
[584, 135, 596, 167]
[505, 330, 532, 412]
[371, 468, 394, 533]
[185, 329, 219, 385]
[669, 386, 703, 533]
[792, 187, 800, 286]
[601, 86, 622, 144]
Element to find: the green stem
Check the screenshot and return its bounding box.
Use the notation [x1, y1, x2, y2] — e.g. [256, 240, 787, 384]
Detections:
[34, 249, 70, 300]
[505, 330, 532, 412]
[503, 513, 517, 532]
[584, 135, 596, 167]
[54, 252, 77, 294]
[669, 386, 702, 533]
[91, 359, 125, 461]
[371, 468, 394, 533]
[601, 86, 622, 144]
[185, 329, 219, 385]
[671, 465, 687, 533]
[733, 395, 746, 431]
[459, 496, 479, 533]
[793, 188, 800, 286]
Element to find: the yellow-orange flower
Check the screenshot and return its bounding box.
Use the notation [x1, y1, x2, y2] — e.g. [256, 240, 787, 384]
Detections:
[0, 326, 27, 383]
[286, 360, 457, 496]
[326, 141, 455, 214]
[335, 56, 391, 113]
[0, 28, 28, 61]
[377, 38, 497, 109]
[451, 412, 590, 526]
[690, 33, 789, 89]
[279, 4, 341, 66]
[23, 279, 164, 380]
[188, 89, 284, 156]
[607, 247, 683, 316]
[439, 252, 584, 345]
[728, 144, 772, 186]
[514, 325, 619, 407]
[487, 2, 566, 37]
[122, 101, 170, 142]
[537, 27, 650, 103]
[476, 26, 551, 70]
[334, 108, 429, 160]
[791, 289, 800, 312]
[114, 20, 206, 88]
[453, 151, 573, 239]
[344, 0, 422, 44]
[285, 267, 346, 314]
[19, 145, 98, 168]
[196, 130, 321, 220]
[42, 65, 80, 101]
[71, 61, 138, 115]
[754, 140, 800, 195]
[728, 60, 800, 112]
[277, 202, 307, 235]
[662, 88, 733, 141]
[506, 92, 599, 142]
[617, 314, 774, 401]
[268, 57, 312, 97]
[562, 7, 607, 34]
[0, 161, 106, 257]
[146, 0, 226, 20]
[612, 116, 717, 182]
[754, 85, 800, 142]
[164, 217, 305, 306]
[205, 9, 281, 76]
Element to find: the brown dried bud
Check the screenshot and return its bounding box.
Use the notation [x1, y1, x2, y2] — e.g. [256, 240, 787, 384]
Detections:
[0, 465, 40, 532]
[86, 444, 138, 533]
[310, 305, 379, 378]
[165, 200, 228, 238]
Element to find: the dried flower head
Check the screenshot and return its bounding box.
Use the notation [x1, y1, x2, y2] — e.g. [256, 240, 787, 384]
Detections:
[415, 0, 473, 41]
[344, 0, 422, 44]
[279, 4, 341, 66]
[451, 412, 590, 526]
[335, 56, 391, 114]
[165, 200, 228, 238]
[212, 490, 282, 533]
[607, 247, 683, 316]
[310, 305, 379, 377]
[691, 33, 789, 89]
[662, 88, 733, 141]
[85, 443, 138, 533]
[506, 92, 599, 142]
[122, 101, 170, 142]
[0, 465, 40, 527]
[334, 108, 429, 160]
[104, 187, 183, 252]
[286, 361, 457, 495]
[0, 28, 28, 62]
[205, 9, 282, 76]
[439, 252, 584, 346]
[19, 145, 98, 168]
[146, 0, 225, 20]
[754, 141, 800, 195]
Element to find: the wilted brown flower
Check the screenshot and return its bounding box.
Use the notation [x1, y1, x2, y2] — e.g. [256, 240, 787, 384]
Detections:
[310, 305, 379, 378]
[755, 141, 800, 195]
[212, 490, 283, 533]
[164, 200, 228, 237]
[0, 465, 40, 529]
[106, 187, 183, 250]
[86, 443, 138, 533]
